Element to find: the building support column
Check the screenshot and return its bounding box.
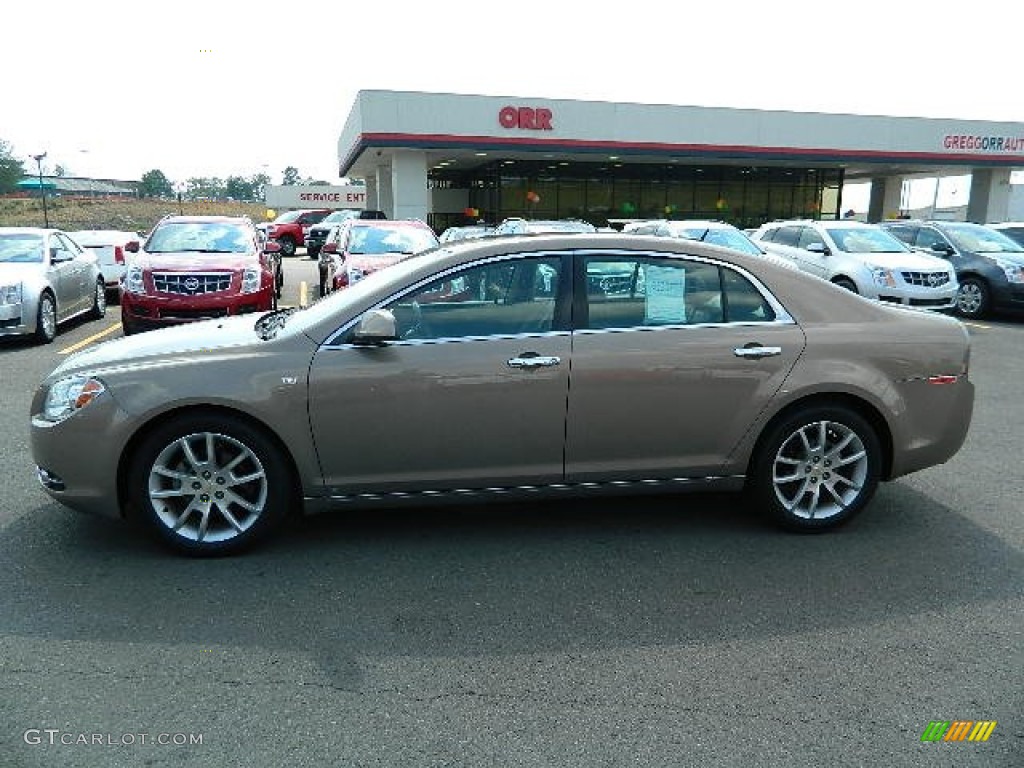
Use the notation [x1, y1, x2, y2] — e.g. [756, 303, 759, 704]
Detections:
[966, 168, 1012, 223]
[867, 176, 904, 223]
[375, 165, 394, 218]
[391, 151, 429, 222]
[364, 177, 379, 211]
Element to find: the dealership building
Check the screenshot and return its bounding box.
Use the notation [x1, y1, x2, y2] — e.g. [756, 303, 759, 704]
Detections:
[336, 90, 1024, 232]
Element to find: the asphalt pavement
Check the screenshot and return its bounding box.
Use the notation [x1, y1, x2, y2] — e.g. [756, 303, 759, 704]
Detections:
[0, 259, 1020, 768]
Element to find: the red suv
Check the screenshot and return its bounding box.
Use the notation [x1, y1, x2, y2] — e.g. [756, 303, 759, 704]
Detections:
[257, 209, 331, 257]
[120, 215, 280, 335]
[319, 219, 440, 296]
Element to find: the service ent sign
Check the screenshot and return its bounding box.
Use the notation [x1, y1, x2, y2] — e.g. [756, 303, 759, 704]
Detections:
[264, 184, 367, 209]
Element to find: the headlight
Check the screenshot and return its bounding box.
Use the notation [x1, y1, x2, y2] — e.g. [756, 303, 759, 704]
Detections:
[0, 283, 22, 304]
[42, 375, 106, 423]
[871, 268, 896, 287]
[123, 266, 145, 294]
[992, 259, 1024, 284]
[241, 267, 261, 294]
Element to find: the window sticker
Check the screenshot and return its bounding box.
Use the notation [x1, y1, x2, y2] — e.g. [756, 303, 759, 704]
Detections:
[642, 264, 687, 324]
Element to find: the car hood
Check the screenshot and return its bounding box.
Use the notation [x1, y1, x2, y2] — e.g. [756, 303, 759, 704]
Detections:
[852, 251, 951, 270]
[48, 314, 270, 379]
[0, 262, 45, 280]
[132, 252, 255, 271]
[346, 253, 407, 272]
[968, 250, 1024, 265]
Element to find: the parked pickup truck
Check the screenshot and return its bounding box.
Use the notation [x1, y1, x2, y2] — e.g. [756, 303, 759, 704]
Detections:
[256, 209, 331, 257]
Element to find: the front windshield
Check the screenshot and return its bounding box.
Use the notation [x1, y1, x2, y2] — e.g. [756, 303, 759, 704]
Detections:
[0, 233, 45, 263]
[943, 223, 1024, 253]
[348, 226, 439, 256]
[145, 222, 252, 254]
[672, 226, 763, 256]
[824, 226, 910, 253]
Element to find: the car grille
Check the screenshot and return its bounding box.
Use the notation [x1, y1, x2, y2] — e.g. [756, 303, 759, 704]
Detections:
[901, 271, 950, 288]
[153, 272, 233, 295]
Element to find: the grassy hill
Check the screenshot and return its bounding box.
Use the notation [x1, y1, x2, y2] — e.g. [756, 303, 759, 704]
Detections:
[0, 197, 272, 233]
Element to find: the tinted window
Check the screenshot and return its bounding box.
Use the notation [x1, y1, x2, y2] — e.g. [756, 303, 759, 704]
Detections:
[941, 223, 1024, 253]
[773, 227, 802, 247]
[915, 227, 951, 252]
[583, 256, 723, 329]
[385, 257, 562, 340]
[883, 224, 917, 245]
[797, 228, 826, 249]
[723, 268, 775, 322]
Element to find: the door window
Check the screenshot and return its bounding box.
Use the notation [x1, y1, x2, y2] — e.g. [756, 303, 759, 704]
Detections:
[383, 256, 563, 340]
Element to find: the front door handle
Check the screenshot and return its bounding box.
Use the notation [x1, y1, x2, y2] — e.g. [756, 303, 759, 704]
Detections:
[507, 354, 561, 369]
[734, 345, 782, 359]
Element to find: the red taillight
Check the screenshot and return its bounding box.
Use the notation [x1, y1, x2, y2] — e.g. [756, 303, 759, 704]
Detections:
[114, 245, 125, 265]
[333, 271, 349, 290]
[927, 375, 959, 385]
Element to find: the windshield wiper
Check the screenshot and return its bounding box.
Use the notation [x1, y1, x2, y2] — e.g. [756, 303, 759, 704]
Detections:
[254, 307, 299, 340]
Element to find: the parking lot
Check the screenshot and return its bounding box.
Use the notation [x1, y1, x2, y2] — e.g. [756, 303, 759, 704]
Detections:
[1, 255, 1021, 767]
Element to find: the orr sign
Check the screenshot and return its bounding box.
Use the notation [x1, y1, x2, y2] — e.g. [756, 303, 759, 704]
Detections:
[499, 105, 553, 131]
[263, 184, 367, 210]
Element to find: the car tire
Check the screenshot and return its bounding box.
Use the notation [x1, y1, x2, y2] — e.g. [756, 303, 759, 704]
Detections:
[833, 277, 858, 294]
[128, 412, 292, 556]
[89, 279, 107, 319]
[954, 276, 990, 319]
[307, 247, 320, 260]
[277, 236, 296, 258]
[749, 405, 881, 532]
[35, 292, 57, 344]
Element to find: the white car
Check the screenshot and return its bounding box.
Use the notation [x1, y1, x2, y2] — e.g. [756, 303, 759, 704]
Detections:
[67, 229, 142, 299]
[750, 220, 958, 309]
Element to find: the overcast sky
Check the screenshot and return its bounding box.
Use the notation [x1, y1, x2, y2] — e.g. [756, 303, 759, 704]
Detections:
[5, 0, 1022, 207]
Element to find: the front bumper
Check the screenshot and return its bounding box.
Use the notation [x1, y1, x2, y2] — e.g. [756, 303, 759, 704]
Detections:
[0, 302, 33, 337]
[120, 287, 273, 330]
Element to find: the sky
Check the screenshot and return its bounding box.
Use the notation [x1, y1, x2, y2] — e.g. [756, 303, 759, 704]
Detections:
[4, 0, 1023, 209]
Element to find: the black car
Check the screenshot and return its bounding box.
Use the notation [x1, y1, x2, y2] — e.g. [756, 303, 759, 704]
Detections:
[880, 220, 1024, 319]
[305, 210, 387, 259]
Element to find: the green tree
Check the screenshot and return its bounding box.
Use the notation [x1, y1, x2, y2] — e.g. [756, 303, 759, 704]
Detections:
[54, 164, 67, 177]
[186, 177, 227, 200]
[249, 172, 270, 201]
[281, 166, 300, 186]
[139, 169, 174, 198]
[225, 175, 255, 201]
[0, 139, 25, 194]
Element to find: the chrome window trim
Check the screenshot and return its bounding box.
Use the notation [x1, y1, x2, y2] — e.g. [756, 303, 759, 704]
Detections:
[320, 248, 795, 349]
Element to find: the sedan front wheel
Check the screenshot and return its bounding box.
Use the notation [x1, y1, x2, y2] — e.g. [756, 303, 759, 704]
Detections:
[750, 405, 881, 531]
[129, 413, 292, 556]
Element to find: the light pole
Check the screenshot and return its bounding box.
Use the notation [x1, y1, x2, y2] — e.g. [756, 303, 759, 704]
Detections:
[32, 153, 50, 228]
[175, 181, 186, 215]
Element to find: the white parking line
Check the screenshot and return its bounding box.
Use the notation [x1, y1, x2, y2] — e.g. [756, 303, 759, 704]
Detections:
[59, 322, 122, 354]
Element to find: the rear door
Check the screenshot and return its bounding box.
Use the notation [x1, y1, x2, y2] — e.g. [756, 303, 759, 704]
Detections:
[566, 251, 805, 481]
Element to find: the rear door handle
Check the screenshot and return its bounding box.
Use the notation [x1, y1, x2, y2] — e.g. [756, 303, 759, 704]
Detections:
[507, 354, 561, 369]
[734, 345, 782, 359]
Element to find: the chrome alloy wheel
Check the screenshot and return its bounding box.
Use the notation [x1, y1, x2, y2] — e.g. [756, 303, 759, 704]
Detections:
[955, 282, 983, 316]
[771, 420, 868, 521]
[148, 432, 268, 544]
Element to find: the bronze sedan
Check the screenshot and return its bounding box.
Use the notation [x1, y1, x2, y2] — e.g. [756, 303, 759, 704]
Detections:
[30, 234, 974, 555]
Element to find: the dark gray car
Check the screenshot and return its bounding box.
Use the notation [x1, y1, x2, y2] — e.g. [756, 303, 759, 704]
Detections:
[30, 234, 974, 555]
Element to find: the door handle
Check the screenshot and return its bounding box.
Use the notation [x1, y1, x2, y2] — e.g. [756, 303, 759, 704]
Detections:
[507, 354, 561, 369]
[734, 345, 782, 359]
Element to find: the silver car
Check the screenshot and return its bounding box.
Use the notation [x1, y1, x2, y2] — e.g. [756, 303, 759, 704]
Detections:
[30, 234, 974, 555]
[0, 227, 107, 343]
[67, 229, 142, 300]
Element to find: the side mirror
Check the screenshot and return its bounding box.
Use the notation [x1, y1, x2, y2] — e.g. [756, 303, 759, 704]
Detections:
[805, 243, 829, 255]
[263, 241, 281, 254]
[50, 247, 72, 263]
[930, 243, 954, 255]
[125, 241, 140, 253]
[351, 309, 398, 345]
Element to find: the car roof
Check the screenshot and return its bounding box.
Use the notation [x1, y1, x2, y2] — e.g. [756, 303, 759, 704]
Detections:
[0, 227, 57, 236]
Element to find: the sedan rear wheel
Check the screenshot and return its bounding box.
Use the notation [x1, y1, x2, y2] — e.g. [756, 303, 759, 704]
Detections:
[751, 405, 881, 531]
[35, 292, 57, 344]
[90, 279, 107, 319]
[129, 414, 291, 556]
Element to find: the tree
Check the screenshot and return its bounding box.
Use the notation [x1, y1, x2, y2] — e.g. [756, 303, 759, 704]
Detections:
[0, 139, 25, 194]
[54, 164, 67, 177]
[281, 166, 300, 186]
[225, 175, 255, 201]
[249, 172, 270, 201]
[186, 177, 227, 200]
[139, 169, 174, 198]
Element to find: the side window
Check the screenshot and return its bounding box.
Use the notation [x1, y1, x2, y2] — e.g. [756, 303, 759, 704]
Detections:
[384, 256, 562, 340]
[757, 228, 777, 243]
[722, 268, 775, 323]
[583, 256, 723, 329]
[51, 233, 75, 259]
[773, 227, 801, 247]
[915, 228, 950, 252]
[885, 225, 916, 245]
[797, 228, 826, 249]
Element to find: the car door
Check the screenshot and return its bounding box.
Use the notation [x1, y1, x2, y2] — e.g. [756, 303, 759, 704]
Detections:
[796, 227, 830, 279]
[566, 252, 806, 481]
[308, 254, 571, 495]
[47, 233, 85, 319]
